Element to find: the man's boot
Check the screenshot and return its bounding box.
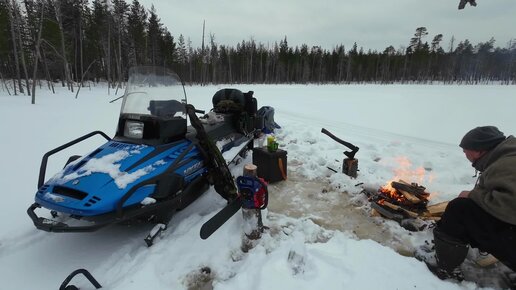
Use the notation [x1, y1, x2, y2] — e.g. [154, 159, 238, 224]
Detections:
[427, 228, 469, 281]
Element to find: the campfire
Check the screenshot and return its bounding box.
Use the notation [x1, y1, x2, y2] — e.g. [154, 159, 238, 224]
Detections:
[363, 179, 448, 230]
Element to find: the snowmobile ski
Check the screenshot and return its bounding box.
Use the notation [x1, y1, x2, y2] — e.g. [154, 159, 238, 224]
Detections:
[200, 197, 242, 239]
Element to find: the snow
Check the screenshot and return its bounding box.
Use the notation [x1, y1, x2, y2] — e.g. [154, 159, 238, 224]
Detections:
[54, 148, 166, 189]
[0, 83, 515, 290]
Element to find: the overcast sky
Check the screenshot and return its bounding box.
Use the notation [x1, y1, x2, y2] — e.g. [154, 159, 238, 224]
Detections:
[138, 0, 516, 52]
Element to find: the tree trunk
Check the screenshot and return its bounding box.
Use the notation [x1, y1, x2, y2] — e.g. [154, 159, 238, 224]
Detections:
[116, 23, 123, 90]
[13, 0, 30, 95]
[0, 70, 12, 96]
[107, 20, 111, 93]
[346, 55, 352, 84]
[75, 60, 96, 98]
[227, 52, 232, 83]
[79, 19, 84, 86]
[42, 49, 55, 93]
[6, 0, 22, 95]
[31, 2, 45, 104]
[53, 0, 72, 91]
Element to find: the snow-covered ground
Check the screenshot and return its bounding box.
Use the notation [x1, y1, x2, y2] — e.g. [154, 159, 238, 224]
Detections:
[0, 83, 515, 289]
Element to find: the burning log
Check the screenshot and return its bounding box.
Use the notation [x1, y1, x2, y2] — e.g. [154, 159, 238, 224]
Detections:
[398, 189, 422, 204]
[391, 180, 430, 200]
[363, 179, 450, 231]
[377, 180, 429, 210]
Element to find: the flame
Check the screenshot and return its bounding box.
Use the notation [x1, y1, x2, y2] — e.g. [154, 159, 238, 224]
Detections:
[379, 181, 406, 203]
[390, 156, 435, 185]
[375, 156, 438, 205]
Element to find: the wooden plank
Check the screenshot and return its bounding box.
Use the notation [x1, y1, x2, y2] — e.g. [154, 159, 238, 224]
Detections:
[393, 180, 430, 199]
[426, 201, 449, 216]
[399, 189, 422, 204]
[421, 216, 441, 221]
[475, 254, 498, 267]
[370, 202, 404, 222]
[382, 200, 420, 218]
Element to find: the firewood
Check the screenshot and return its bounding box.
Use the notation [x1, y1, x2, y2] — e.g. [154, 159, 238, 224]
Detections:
[371, 208, 381, 217]
[399, 189, 422, 204]
[393, 180, 430, 199]
[371, 202, 404, 222]
[475, 254, 498, 267]
[426, 201, 449, 216]
[382, 200, 420, 218]
[421, 216, 441, 221]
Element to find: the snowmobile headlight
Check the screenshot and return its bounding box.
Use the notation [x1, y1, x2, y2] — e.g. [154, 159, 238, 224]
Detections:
[124, 121, 144, 139]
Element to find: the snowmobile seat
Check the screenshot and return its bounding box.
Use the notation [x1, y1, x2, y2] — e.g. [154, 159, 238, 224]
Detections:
[148, 100, 185, 119]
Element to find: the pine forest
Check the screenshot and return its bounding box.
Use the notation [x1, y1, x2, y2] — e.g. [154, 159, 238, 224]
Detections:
[1, 0, 515, 103]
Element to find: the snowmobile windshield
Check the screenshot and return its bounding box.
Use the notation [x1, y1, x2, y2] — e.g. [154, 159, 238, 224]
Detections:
[121, 66, 187, 120]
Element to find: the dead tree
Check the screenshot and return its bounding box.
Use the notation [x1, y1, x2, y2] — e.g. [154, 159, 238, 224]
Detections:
[13, 0, 30, 95]
[75, 60, 96, 99]
[52, 0, 73, 91]
[6, 0, 22, 95]
[31, 1, 45, 104]
[0, 70, 12, 96]
[41, 49, 55, 93]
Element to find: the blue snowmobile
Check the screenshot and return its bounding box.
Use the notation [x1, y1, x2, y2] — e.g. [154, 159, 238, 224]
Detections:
[27, 66, 267, 244]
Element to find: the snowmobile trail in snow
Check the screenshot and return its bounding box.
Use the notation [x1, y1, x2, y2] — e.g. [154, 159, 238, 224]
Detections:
[0, 188, 221, 289]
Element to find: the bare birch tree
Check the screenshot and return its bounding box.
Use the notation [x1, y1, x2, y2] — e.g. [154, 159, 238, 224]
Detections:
[52, 0, 73, 91]
[6, 0, 21, 94]
[31, 1, 45, 104]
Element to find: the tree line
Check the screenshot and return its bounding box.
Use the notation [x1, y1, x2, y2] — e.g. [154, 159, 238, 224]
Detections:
[1, 0, 515, 103]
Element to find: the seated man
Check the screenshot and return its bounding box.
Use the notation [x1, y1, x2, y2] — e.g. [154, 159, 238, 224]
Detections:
[427, 126, 516, 280]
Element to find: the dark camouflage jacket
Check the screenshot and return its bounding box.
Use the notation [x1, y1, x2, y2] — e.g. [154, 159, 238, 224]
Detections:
[470, 136, 516, 225]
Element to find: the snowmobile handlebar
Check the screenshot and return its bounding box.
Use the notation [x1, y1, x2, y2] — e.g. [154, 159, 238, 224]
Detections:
[321, 128, 359, 159]
[38, 131, 111, 189]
